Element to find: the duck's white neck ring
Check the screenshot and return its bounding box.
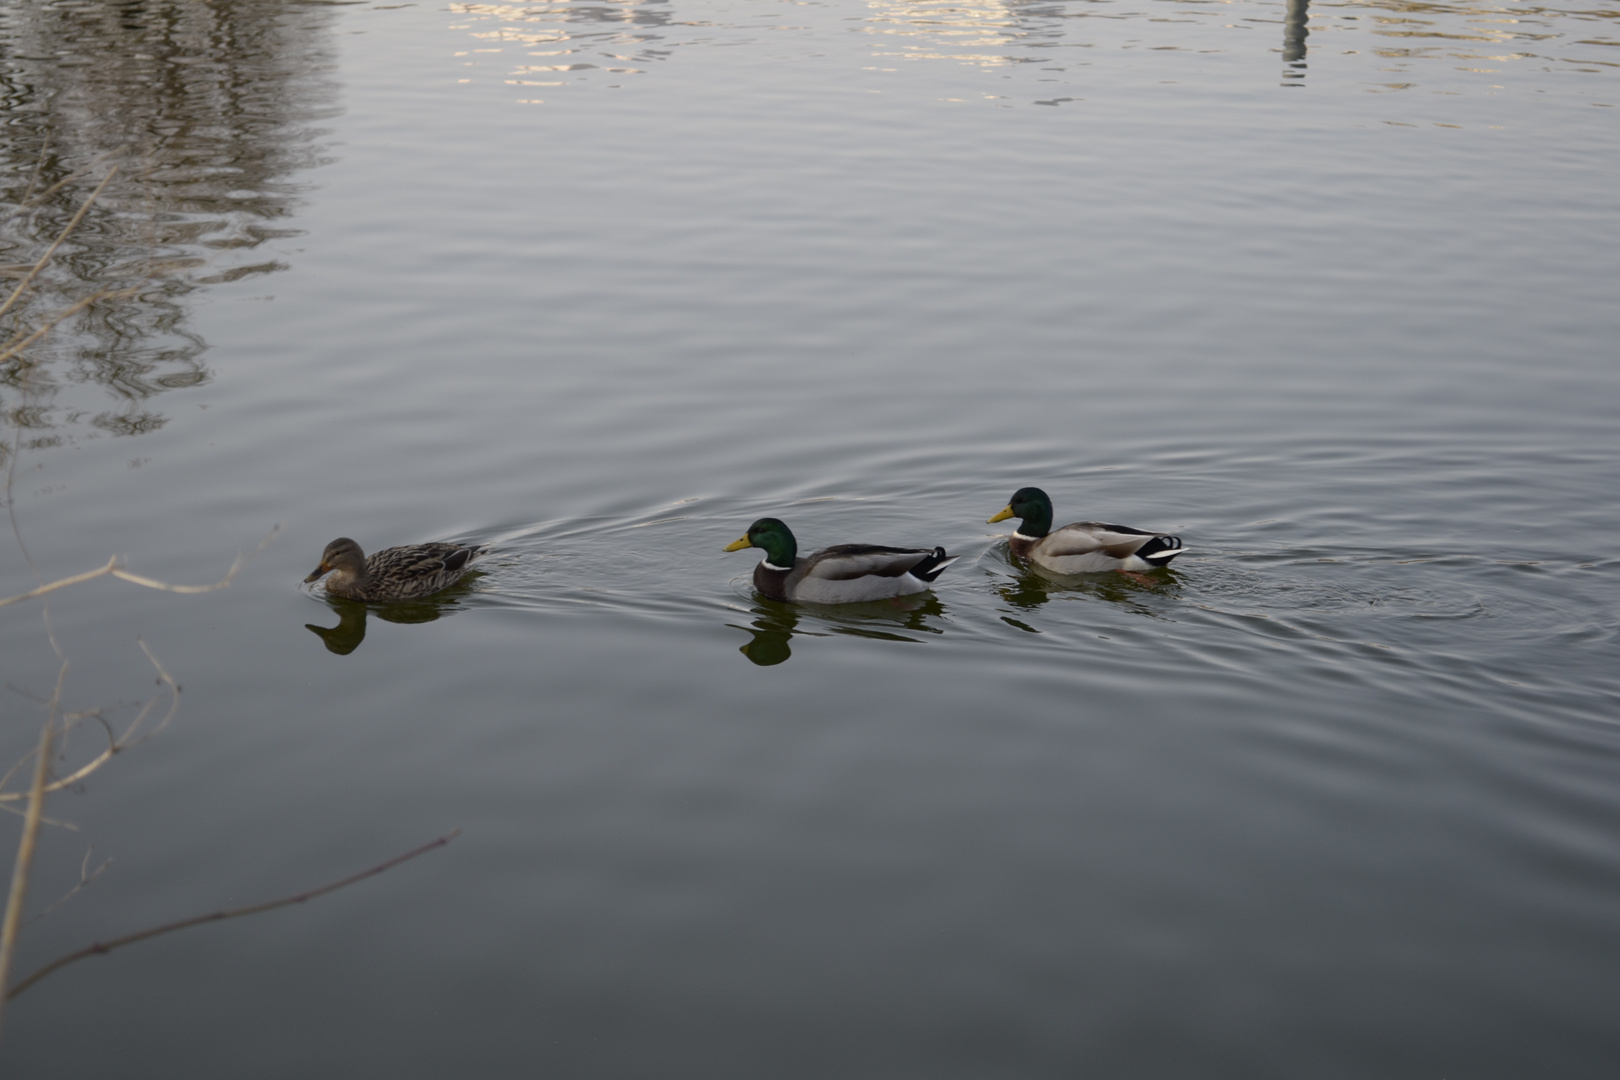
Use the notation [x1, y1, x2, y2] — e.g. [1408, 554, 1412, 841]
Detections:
[1012, 531, 1041, 542]
[762, 561, 793, 572]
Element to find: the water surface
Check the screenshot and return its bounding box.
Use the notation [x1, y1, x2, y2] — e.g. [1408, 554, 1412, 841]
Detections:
[2, 0, 1618, 1075]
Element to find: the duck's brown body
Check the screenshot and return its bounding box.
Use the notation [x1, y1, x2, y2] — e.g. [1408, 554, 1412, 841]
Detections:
[305, 537, 481, 601]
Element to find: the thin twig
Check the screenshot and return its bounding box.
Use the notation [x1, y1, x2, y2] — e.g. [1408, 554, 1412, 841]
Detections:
[13, 149, 122, 216]
[0, 287, 143, 368]
[0, 525, 279, 610]
[15, 134, 52, 209]
[0, 167, 118, 322]
[5, 829, 461, 1002]
[0, 640, 181, 804]
[0, 557, 118, 609]
[0, 720, 56, 1038]
[0, 803, 77, 831]
[25, 848, 111, 927]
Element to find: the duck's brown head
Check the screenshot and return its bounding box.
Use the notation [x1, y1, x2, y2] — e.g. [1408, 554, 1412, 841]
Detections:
[304, 537, 366, 583]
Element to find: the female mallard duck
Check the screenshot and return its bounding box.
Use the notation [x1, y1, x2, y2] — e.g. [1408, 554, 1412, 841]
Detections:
[304, 537, 482, 601]
[988, 487, 1185, 573]
[724, 517, 958, 603]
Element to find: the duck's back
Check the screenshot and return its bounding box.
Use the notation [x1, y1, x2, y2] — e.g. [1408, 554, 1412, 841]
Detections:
[786, 544, 942, 603]
[1027, 522, 1183, 573]
[361, 542, 480, 599]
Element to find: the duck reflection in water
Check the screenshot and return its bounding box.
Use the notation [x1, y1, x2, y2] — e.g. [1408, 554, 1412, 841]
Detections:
[997, 562, 1182, 632]
[727, 593, 948, 667]
[305, 589, 477, 656]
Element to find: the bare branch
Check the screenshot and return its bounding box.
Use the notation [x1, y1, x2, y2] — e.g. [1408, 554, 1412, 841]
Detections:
[25, 848, 112, 926]
[0, 167, 118, 322]
[0, 803, 78, 831]
[6, 830, 461, 1002]
[11, 150, 124, 216]
[0, 287, 145, 368]
[0, 640, 181, 804]
[0, 558, 120, 609]
[0, 721, 57, 1038]
[0, 525, 278, 610]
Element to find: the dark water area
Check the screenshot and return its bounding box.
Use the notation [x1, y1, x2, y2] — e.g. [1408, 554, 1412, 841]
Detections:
[2, 0, 1618, 1075]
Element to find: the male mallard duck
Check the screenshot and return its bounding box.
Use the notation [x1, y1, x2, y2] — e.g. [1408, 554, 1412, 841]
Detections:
[724, 517, 958, 603]
[303, 537, 482, 601]
[988, 487, 1185, 573]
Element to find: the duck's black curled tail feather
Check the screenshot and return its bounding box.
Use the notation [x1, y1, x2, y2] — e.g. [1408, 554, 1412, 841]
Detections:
[908, 548, 959, 582]
[1136, 535, 1185, 567]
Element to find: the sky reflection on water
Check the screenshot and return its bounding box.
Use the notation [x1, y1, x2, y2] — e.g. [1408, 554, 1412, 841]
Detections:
[446, 0, 1619, 104]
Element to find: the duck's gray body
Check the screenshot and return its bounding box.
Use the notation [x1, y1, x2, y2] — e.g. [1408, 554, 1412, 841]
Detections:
[1011, 522, 1184, 574]
[754, 544, 957, 603]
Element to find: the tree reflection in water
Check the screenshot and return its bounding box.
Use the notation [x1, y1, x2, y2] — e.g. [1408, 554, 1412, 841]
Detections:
[1282, 0, 1310, 85]
[0, 0, 337, 461]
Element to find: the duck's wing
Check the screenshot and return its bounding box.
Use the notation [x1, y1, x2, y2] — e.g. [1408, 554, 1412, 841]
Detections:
[1039, 523, 1153, 558]
[368, 542, 481, 578]
[801, 544, 948, 581]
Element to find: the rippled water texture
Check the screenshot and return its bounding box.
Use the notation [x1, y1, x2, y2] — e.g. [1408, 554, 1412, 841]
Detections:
[2, 0, 1618, 1075]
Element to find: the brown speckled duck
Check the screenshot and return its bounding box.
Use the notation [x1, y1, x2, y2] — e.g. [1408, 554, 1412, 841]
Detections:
[304, 537, 482, 601]
[988, 487, 1185, 573]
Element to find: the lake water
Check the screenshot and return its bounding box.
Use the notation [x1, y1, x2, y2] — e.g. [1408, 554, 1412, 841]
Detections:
[2, 0, 1618, 1074]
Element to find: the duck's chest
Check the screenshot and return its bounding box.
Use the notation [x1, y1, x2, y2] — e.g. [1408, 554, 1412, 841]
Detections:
[1008, 533, 1040, 560]
[752, 561, 795, 601]
[322, 574, 373, 601]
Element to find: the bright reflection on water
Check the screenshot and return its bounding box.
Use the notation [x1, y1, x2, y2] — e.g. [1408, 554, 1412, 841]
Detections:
[449, 0, 1620, 99]
[2, 0, 1619, 1076]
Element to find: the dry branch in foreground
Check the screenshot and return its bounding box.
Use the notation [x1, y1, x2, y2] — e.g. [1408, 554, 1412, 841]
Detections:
[5, 829, 460, 1002]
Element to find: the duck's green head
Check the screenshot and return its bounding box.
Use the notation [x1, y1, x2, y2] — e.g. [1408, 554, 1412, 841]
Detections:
[987, 487, 1054, 536]
[723, 517, 798, 567]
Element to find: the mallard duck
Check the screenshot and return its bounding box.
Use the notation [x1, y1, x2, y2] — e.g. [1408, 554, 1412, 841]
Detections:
[988, 487, 1185, 573]
[303, 537, 482, 601]
[724, 517, 958, 603]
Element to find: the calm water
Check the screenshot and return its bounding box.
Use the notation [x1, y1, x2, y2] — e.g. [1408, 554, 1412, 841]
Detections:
[3, 0, 1618, 1075]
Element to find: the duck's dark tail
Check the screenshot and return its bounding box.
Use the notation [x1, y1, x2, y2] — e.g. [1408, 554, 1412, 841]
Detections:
[1137, 536, 1185, 567]
[908, 548, 959, 582]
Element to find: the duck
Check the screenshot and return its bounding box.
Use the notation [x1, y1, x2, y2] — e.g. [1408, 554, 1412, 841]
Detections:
[987, 487, 1185, 573]
[724, 517, 958, 603]
[303, 537, 482, 601]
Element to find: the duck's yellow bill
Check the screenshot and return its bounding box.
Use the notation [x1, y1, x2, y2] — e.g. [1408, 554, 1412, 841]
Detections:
[723, 536, 753, 552]
[987, 506, 1014, 524]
